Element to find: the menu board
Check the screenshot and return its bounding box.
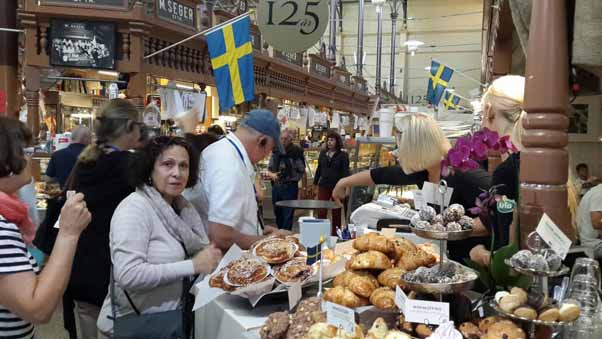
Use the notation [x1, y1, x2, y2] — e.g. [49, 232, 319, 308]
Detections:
[50, 19, 116, 70]
[40, 0, 127, 9]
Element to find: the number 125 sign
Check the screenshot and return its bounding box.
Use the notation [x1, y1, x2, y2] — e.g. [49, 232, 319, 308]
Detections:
[257, 0, 329, 53]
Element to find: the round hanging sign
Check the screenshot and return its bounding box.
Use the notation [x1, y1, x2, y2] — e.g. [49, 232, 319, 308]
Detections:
[257, 0, 329, 53]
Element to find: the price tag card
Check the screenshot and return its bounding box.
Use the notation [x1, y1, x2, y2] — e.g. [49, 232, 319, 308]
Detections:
[381, 228, 396, 239]
[421, 182, 454, 207]
[325, 301, 356, 334]
[412, 190, 427, 211]
[536, 213, 572, 259]
[288, 283, 302, 310]
[395, 286, 407, 313]
[404, 299, 450, 325]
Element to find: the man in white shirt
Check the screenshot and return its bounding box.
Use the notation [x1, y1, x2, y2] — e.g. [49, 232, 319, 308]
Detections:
[577, 184, 602, 258]
[185, 109, 290, 251]
[575, 163, 599, 199]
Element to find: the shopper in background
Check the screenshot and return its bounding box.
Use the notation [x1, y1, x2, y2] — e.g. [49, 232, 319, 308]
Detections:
[314, 131, 350, 234]
[68, 99, 141, 339]
[331, 114, 491, 262]
[265, 129, 306, 230]
[208, 124, 226, 136]
[0, 116, 91, 339]
[97, 136, 221, 338]
[185, 132, 219, 154]
[45, 125, 91, 188]
[576, 184, 602, 259]
[576, 163, 599, 199]
[185, 109, 290, 251]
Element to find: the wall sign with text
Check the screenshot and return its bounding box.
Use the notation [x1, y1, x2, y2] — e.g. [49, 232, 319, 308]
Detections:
[309, 54, 331, 78]
[156, 0, 196, 30]
[50, 20, 116, 70]
[40, 0, 128, 9]
[273, 50, 304, 67]
[257, 0, 329, 53]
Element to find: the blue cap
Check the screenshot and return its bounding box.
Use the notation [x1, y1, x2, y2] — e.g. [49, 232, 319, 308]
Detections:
[241, 109, 284, 153]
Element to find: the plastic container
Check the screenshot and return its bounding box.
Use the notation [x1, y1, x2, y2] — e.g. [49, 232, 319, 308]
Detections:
[378, 108, 395, 137]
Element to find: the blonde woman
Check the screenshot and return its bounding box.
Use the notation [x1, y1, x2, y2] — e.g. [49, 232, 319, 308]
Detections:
[332, 113, 491, 262]
[68, 99, 142, 338]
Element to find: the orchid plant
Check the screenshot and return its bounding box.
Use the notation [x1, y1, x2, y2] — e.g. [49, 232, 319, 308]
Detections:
[440, 128, 528, 293]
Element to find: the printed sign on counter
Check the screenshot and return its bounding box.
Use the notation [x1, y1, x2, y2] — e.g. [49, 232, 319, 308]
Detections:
[412, 190, 427, 211]
[536, 213, 572, 259]
[421, 182, 454, 208]
[325, 301, 356, 334]
[288, 283, 302, 310]
[395, 286, 449, 325]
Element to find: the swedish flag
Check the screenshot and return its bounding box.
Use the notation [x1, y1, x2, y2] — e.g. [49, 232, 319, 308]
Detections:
[426, 60, 454, 106]
[306, 234, 325, 265]
[206, 15, 255, 112]
[443, 91, 461, 110]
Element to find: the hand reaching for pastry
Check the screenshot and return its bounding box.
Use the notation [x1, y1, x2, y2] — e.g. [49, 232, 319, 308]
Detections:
[264, 225, 292, 237]
[331, 181, 349, 206]
[469, 245, 491, 267]
[192, 243, 222, 274]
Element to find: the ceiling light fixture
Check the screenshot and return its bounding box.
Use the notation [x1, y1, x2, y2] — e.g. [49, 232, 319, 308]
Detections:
[97, 70, 119, 77]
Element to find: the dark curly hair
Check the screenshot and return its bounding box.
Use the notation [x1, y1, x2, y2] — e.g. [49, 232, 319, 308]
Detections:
[128, 136, 199, 189]
[0, 117, 33, 178]
[326, 130, 343, 151]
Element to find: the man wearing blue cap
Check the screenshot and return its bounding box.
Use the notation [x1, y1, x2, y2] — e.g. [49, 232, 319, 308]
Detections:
[185, 109, 290, 251]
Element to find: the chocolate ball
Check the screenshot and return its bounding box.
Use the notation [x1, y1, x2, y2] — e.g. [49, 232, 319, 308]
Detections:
[415, 220, 430, 230]
[458, 215, 474, 229]
[419, 206, 437, 222]
[446, 222, 462, 232]
[544, 250, 562, 271]
[528, 254, 550, 271]
[410, 213, 422, 226]
[432, 214, 444, 225]
[443, 204, 465, 222]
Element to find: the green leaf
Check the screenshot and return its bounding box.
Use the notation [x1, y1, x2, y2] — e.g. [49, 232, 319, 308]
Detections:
[490, 243, 521, 289]
[464, 258, 493, 291]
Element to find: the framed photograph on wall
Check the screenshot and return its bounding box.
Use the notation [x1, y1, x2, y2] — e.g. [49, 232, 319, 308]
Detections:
[569, 95, 601, 142]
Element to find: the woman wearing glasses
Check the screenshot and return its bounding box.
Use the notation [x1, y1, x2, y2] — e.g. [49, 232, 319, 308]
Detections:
[332, 113, 491, 262]
[67, 99, 143, 338]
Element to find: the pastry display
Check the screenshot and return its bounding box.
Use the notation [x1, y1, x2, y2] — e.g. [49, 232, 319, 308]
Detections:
[377, 268, 406, 289]
[458, 322, 481, 339]
[353, 233, 395, 254]
[492, 287, 581, 324]
[442, 203, 465, 223]
[324, 286, 370, 308]
[396, 248, 437, 271]
[410, 205, 473, 234]
[418, 206, 437, 222]
[224, 258, 270, 286]
[306, 322, 363, 339]
[481, 320, 526, 339]
[347, 271, 380, 298]
[275, 258, 313, 285]
[260, 312, 290, 339]
[349, 250, 393, 270]
[254, 238, 298, 264]
[364, 318, 412, 339]
[260, 297, 327, 339]
[391, 238, 417, 261]
[402, 262, 477, 284]
[369, 287, 396, 310]
[508, 248, 566, 274]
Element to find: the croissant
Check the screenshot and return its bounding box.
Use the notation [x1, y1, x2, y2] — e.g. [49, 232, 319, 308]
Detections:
[347, 271, 379, 298]
[377, 268, 406, 289]
[333, 271, 353, 287]
[324, 286, 369, 309]
[396, 248, 436, 271]
[370, 287, 397, 310]
[391, 238, 417, 261]
[365, 317, 388, 339]
[350, 251, 392, 270]
[306, 322, 338, 339]
[353, 233, 395, 254]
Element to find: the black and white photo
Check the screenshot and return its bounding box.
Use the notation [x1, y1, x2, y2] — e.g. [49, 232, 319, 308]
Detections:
[50, 20, 116, 69]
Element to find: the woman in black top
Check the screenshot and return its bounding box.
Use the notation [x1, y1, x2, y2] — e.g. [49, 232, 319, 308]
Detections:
[314, 131, 350, 234]
[332, 114, 491, 262]
[68, 99, 142, 339]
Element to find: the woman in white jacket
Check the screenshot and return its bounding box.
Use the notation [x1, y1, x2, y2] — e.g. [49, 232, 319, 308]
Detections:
[97, 136, 222, 337]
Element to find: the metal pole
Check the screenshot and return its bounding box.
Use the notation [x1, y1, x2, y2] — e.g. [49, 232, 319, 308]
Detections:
[389, 11, 398, 95]
[328, 0, 337, 64]
[375, 5, 383, 95]
[356, 0, 365, 77]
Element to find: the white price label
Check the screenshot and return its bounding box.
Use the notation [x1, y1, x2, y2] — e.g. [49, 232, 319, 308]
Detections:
[325, 301, 356, 334]
[536, 213, 572, 259]
[395, 286, 407, 313]
[288, 283, 302, 310]
[396, 286, 449, 325]
[421, 182, 454, 207]
[412, 190, 427, 211]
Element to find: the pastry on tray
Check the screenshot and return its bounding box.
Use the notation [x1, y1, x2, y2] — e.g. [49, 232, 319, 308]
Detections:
[369, 287, 396, 310]
[353, 233, 395, 254]
[396, 248, 436, 271]
[260, 311, 290, 339]
[275, 258, 313, 285]
[349, 250, 392, 270]
[378, 267, 406, 289]
[347, 271, 379, 298]
[391, 238, 417, 260]
[324, 286, 369, 308]
[254, 238, 298, 264]
[208, 264, 236, 291]
[225, 258, 270, 286]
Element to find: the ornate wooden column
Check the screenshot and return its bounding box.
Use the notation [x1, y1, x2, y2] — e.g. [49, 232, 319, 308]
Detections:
[520, 0, 573, 243]
[24, 65, 40, 139]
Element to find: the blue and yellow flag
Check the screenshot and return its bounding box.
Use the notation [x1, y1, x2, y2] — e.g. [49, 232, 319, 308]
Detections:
[306, 235, 325, 265]
[443, 91, 461, 110]
[426, 60, 454, 106]
[206, 15, 255, 112]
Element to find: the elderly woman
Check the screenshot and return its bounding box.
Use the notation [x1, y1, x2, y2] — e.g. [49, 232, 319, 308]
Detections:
[332, 113, 491, 262]
[97, 136, 222, 338]
[0, 117, 91, 338]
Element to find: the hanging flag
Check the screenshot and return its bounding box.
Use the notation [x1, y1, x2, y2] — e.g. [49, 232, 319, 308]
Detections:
[306, 235, 325, 265]
[426, 60, 454, 106]
[206, 14, 255, 112]
[443, 91, 461, 110]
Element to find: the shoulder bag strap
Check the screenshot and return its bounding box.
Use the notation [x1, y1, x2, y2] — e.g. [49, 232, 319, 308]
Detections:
[110, 265, 141, 316]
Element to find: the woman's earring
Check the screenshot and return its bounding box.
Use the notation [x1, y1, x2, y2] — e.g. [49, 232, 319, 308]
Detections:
[147, 177, 153, 186]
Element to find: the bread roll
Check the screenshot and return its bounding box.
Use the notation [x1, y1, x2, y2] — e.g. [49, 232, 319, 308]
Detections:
[415, 324, 434, 339]
[478, 316, 502, 333]
[369, 287, 397, 310]
[510, 287, 528, 305]
[348, 271, 380, 298]
[481, 320, 525, 339]
[498, 294, 522, 313]
[350, 251, 392, 270]
[559, 303, 580, 322]
[324, 286, 369, 309]
[458, 322, 481, 339]
[353, 233, 395, 253]
[538, 307, 560, 322]
[377, 268, 406, 289]
[513, 306, 537, 320]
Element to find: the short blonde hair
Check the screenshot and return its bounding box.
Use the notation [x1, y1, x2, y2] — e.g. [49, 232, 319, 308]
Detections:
[394, 113, 451, 174]
[482, 75, 526, 150]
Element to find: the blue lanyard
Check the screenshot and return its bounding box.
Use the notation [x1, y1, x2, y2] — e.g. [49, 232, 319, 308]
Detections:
[226, 137, 246, 167]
